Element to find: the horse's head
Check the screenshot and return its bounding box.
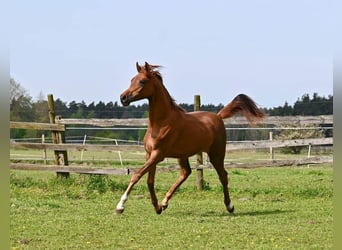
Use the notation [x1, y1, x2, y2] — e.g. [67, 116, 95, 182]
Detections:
[120, 62, 162, 106]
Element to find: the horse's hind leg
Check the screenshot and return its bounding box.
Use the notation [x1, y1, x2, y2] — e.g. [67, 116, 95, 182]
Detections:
[209, 153, 234, 213]
[160, 158, 192, 211]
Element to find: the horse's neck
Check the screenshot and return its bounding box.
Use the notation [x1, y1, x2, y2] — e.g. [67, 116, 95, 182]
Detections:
[148, 91, 177, 125]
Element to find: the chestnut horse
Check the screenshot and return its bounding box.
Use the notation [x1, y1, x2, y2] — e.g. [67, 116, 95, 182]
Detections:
[116, 62, 264, 214]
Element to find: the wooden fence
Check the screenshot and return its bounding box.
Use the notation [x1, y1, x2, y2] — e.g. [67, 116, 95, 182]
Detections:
[55, 115, 333, 127]
[10, 115, 333, 175]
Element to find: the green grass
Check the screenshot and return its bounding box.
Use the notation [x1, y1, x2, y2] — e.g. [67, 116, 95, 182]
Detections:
[10, 163, 333, 249]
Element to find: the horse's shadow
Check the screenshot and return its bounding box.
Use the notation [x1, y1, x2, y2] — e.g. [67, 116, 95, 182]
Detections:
[229, 209, 295, 217]
[180, 208, 295, 218]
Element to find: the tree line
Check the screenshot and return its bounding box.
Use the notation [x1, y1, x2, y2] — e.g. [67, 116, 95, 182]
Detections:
[10, 78, 333, 141]
[10, 78, 333, 122]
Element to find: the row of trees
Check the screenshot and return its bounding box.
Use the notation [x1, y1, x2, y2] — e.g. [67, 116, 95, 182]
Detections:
[10, 78, 333, 142]
[10, 78, 333, 122]
[264, 93, 333, 116]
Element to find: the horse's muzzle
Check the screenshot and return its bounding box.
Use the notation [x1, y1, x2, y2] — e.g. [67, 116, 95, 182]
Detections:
[120, 94, 131, 106]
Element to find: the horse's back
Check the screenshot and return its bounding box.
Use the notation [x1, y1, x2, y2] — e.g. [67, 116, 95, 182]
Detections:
[187, 111, 225, 131]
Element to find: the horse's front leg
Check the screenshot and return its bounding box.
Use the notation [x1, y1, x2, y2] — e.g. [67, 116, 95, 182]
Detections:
[161, 158, 192, 211]
[145, 152, 162, 214]
[147, 164, 163, 214]
[115, 150, 163, 214]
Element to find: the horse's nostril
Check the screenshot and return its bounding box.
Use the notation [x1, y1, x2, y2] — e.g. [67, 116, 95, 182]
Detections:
[120, 94, 130, 106]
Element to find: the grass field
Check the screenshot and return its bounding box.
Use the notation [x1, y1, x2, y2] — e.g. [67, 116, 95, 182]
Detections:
[10, 163, 333, 249]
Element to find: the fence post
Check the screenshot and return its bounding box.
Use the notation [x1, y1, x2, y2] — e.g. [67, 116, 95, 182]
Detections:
[307, 143, 312, 168]
[80, 134, 87, 161]
[269, 131, 274, 160]
[48, 94, 69, 178]
[194, 95, 204, 191]
[308, 143, 312, 158]
[41, 134, 47, 164]
[114, 139, 124, 167]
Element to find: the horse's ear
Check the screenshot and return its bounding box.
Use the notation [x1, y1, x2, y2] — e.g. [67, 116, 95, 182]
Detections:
[136, 62, 141, 72]
[144, 62, 151, 72]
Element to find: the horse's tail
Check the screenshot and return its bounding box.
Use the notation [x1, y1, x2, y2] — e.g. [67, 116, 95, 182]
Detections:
[217, 94, 265, 124]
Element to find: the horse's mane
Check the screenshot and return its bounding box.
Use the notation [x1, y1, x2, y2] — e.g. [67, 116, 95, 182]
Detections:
[144, 65, 185, 112]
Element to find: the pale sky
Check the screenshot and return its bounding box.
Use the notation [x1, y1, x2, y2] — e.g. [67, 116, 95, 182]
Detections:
[9, 1, 333, 108]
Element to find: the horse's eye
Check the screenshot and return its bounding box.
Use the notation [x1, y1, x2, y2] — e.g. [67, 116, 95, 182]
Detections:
[139, 79, 147, 85]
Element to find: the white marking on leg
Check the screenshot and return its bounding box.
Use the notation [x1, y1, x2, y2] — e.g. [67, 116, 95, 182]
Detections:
[228, 203, 234, 211]
[116, 192, 128, 210]
[161, 197, 168, 207]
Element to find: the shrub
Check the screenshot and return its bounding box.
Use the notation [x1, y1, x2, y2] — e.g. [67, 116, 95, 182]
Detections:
[275, 124, 324, 154]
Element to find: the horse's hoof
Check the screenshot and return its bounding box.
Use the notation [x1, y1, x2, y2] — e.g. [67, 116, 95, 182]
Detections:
[228, 204, 234, 213]
[156, 206, 163, 215]
[115, 208, 124, 215]
[162, 204, 168, 210]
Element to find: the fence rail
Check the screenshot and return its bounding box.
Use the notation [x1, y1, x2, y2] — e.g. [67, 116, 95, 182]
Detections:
[10, 162, 129, 175]
[10, 115, 333, 176]
[10, 121, 65, 131]
[10, 137, 332, 152]
[57, 115, 333, 127]
[10, 155, 333, 175]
